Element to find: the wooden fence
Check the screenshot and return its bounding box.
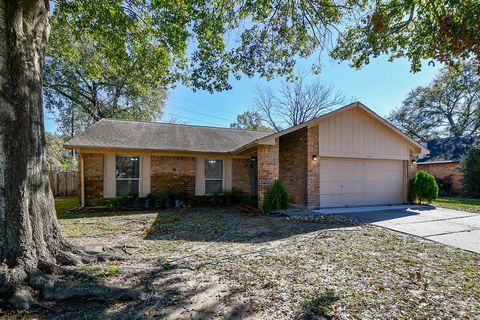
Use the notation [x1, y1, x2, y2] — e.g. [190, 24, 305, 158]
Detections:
[48, 171, 78, 196]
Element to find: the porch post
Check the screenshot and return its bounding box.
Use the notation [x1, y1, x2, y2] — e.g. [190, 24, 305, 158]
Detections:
[257, 142, 279, 210]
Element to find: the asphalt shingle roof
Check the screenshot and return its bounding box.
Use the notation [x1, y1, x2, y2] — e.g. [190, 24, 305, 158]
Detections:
[418, 136, 480, 163]
[64, 119, 271, 153]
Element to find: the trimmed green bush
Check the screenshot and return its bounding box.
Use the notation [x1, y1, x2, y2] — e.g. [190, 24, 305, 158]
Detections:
[263, 180, 289, 213]
[462, 147, 480, 197]
[409, 170, 439, 204]
[106, 197, 122, 210]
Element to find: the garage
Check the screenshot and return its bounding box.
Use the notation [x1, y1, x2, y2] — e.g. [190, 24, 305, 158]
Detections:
[319, 158, 405, 208]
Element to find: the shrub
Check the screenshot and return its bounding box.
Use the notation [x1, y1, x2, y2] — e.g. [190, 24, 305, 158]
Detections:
[262, 180, 289, 213]
[106, 197, 122, 210]
[409, 170, 439, 204]
[462, 147, 480, 197]
[435, 175, 454, 196]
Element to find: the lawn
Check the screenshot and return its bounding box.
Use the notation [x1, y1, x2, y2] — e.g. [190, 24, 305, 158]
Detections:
[54, 196, 80, 219]
[12, 205, 480, 319]
[433, 196, 480, 213]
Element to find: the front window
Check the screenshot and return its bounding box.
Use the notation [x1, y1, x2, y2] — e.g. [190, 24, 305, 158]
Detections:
[116, 156, 139, 196]
[205, 159, 223, 195]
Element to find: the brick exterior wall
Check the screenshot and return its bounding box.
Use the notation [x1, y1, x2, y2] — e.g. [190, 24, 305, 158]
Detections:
[257, 144, 279, 209]
[150, 156, 196, 197]
[418, 162, 463, 190]
[279, 128, 307, 206]
[83, 153, 104, 206]
[407, 161, 417, 182]
[306, 125, 320, 208]
[232, 158, 251, 195]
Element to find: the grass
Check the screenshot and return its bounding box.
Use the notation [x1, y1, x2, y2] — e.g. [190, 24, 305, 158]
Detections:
[45, 207, 480, 319]
[432, 196, 480, 213]
[55, 196, 80, 219]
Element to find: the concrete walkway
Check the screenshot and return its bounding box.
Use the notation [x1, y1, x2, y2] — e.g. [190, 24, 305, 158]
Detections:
[310, 206, 480, 254]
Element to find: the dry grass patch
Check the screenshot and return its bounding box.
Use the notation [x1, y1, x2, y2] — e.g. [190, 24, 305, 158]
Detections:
[6, 207, 479, 319]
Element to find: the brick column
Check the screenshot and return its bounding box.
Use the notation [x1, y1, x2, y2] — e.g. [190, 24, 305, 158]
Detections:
[257, 143, 279, 210]
[306, 125, 320, 208]
[83, 153, 104, 206]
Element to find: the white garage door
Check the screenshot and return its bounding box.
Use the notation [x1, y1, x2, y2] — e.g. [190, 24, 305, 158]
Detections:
[319, 158, 404, 208]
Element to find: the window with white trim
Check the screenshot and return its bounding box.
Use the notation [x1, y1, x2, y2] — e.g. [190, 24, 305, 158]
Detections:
[205, 159, 223, 195]
[116, 155, 140, 196]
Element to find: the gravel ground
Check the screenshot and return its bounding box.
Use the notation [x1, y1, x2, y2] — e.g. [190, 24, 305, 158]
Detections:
[8, 207, 480, 319]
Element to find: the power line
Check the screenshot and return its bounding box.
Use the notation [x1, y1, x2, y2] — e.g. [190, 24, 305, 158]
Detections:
[169, 96, 244, 116]
[165, 103, 233, 122]
[162, 112, 226, 127]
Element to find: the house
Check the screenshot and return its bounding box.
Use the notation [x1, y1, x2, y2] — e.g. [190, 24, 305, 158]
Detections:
[64, 102, 424, 209]
[417, 136, 480, 191]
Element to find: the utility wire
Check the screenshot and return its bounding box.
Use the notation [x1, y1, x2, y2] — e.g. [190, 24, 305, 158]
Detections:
[169, 96, 243, 116]
[165, 103, 233, 122]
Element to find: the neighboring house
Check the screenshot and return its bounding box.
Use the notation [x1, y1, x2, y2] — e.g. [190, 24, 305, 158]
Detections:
[417, 136, 480, 191]
[64, 102, 424, 209]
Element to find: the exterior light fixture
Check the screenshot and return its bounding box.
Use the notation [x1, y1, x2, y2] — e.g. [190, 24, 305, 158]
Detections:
[250, 156, 257, 162]
[312, 155, 318, 161]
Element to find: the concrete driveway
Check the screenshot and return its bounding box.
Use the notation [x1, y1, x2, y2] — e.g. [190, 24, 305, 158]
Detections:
[311, 205, 480, 254]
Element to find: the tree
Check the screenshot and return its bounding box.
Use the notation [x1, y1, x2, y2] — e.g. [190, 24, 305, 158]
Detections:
[230, 111, 271, 132]
[0, 0, 355, 306]
[332, 1, 480, 72]
[462, 147, 480, 198]
[255, 73, 345, 131]
[388, 63, 480, 141]
[44, 5, 169, 130]
[45, 133, 76, 171]
[4, 0, 478, 308]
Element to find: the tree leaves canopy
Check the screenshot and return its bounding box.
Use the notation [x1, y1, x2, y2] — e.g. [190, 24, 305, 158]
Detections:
[331, 1, 480, 72]
[230, 111, 271, 131]
[388, 62, 480, 141]
[48, 0, 358, 92]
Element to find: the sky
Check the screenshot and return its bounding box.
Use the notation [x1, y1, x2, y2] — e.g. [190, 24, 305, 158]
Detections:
[44, 52, 441, 132]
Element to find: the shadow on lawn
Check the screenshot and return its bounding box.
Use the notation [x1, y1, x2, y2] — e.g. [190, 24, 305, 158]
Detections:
[144, 207, 360, 244]
[299, 289, 339, 320]
[29, 258, 256, 320]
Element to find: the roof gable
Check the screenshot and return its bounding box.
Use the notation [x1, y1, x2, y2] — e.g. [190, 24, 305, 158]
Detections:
[252, 102, 424, 153]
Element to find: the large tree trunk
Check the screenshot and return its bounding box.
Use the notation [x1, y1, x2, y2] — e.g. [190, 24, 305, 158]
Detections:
[0, 0, 80, 297]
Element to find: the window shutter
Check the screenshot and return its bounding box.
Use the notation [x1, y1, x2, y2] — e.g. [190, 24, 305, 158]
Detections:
[104, 154, 116, 198]
[195, 158, 205, 196]
[140, 155, 151, 197]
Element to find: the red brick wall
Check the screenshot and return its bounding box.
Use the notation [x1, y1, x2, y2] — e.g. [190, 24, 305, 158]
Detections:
[279, 128, 307, 206]
[232, 158, 251, 195]
[418, 162, 463, 190]
[83, 153, 104, 206]
[307, 125, 320, 208]
[257, 144, 279, 208]
[151, 156, 196, 197]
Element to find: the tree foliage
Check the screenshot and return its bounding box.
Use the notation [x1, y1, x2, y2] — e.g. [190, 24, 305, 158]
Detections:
[462, 147, 480, 198]
[255, 73, 345, 131]
[388, 63, 480, 141]
[409, 170, 439, 204]
[45, 133, 76, 171]
[332, 1, 480, 72]
[230, 111, 271, 131]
